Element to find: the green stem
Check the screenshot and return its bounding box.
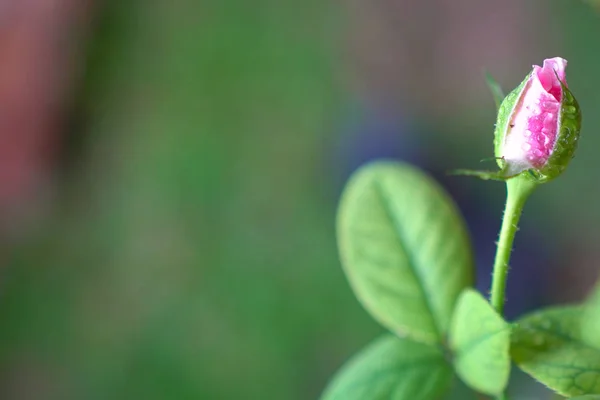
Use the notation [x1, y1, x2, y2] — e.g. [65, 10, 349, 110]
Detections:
[490, 175, 538, 314]
[490, 176, 537, 400]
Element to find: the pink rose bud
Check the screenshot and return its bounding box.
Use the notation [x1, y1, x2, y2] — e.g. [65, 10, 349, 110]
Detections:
[494, 57, 581, 182]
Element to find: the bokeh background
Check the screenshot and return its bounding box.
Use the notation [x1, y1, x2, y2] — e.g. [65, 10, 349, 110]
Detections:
[0, 0, 599, 399]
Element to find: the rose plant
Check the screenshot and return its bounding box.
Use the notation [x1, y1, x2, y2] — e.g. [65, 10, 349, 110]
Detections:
[320, 58, 600, 400]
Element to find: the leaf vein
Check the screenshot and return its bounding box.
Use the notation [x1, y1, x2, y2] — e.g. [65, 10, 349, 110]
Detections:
[373, 179, 440, 339]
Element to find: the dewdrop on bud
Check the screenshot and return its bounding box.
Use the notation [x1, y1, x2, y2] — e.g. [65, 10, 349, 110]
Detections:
[494, 57, 581, 182]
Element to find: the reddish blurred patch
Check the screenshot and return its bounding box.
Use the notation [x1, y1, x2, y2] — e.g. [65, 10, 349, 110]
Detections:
[0, 0, 93, 229]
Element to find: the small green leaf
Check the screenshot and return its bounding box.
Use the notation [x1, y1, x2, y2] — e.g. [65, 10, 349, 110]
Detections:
[512, 306, 600, 397]
[337, 161, 474, 344]
[321, 334, 453, 400]
[449, 289, 510, 395]
[484, 72, 505, 110]
[581, 286, 600, 348]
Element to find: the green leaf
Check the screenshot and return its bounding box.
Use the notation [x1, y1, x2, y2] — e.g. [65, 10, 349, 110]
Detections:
[321, 334, 453, 400]
[581, 286, 600, 348]
[484, 72, 505, 110]
[449, 289, 510, 395]
[337, 161, 474, 344]
[512, 306, 600, 397]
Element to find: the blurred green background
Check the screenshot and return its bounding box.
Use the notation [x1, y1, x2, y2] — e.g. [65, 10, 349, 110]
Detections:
[0, 0, 599, 399]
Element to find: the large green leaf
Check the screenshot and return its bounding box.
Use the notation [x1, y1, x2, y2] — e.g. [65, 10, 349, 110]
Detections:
[449, 289, 510, 395]
[321, 334, 453, 400]
[512, 306, 600, 396]
[337, 161, 474, 344]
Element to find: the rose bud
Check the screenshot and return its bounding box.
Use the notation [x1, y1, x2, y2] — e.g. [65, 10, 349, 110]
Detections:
[494, 57, 581, 182]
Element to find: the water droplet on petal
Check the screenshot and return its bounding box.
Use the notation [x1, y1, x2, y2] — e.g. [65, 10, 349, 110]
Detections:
[542, 101, 557, 109]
